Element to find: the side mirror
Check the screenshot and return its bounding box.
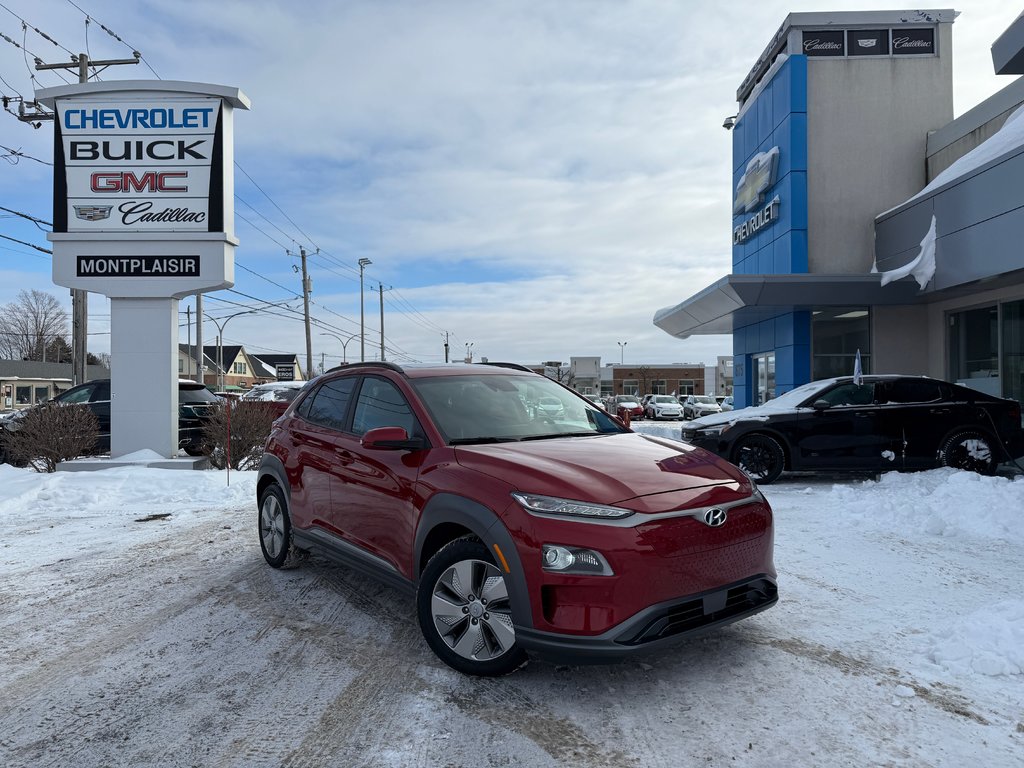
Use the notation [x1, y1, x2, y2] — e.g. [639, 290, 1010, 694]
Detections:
[361, 426, 425, 451]
[812, 399, 831, 411]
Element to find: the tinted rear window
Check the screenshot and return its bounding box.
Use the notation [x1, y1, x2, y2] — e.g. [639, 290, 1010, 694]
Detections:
[179, 385, 220, 404]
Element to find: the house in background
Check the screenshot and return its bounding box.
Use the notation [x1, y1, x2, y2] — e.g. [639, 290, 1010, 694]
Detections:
[251, 354, 306, 383]
[0, 360, 110, 411]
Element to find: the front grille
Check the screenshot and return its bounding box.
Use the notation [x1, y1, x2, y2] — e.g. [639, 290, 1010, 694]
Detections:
[681, 428, 697, 441]
[619, 578, 777, 646]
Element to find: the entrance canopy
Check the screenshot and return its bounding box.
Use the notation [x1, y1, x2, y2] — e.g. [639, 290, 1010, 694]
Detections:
[653, 273, 923, 340]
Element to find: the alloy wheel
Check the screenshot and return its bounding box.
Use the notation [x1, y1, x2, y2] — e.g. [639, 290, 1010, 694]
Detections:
[430, 558, 516, 661]
[260, 492, 286, 560]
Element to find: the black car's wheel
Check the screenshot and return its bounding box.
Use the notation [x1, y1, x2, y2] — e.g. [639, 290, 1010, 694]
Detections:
[733, 434, 785, 484]
[939, 430, 997, 475]
[258, 484, 302, 568]
[417, 539, 527, 677]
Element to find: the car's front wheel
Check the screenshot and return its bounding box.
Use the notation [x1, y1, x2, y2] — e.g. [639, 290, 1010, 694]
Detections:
[258, 484, 302, 568]
[939, 430, 997, 475]
[417, 539, 527, 676]
[733, 434, 785, 484]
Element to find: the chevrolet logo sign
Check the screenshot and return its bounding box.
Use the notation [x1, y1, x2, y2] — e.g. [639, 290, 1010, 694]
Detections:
[73, 205, 113, 222]
[733, 147, 780, 215]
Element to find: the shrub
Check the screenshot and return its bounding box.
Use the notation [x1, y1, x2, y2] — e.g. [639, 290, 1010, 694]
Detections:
[4, 403, 99, 473]
[201, 401, 277, 470]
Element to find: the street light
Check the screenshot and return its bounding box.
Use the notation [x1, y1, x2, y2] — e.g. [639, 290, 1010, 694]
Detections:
[358, 258, 372, 361]
[617, 341, 627, 365]
[320, 331, 359, 364]
[465, 342, 473, 363]
[204, 301, 294, 390]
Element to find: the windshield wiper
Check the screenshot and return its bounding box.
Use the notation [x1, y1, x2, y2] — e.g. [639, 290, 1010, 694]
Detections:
[448, 437, 521, 445]
[517, 431, 601, 441]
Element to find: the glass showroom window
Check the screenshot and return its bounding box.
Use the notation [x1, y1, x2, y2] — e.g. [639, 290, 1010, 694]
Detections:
[622, 379, 638, 395]
[812, 307, 870, 380]
[949, 305, 999, 396]
[34, 386, 50, 404]
[678, 379, 695, 395]
[15, 385, 31, 405]
[651, 379, 667, 395]
[999, 300, 1023, 410]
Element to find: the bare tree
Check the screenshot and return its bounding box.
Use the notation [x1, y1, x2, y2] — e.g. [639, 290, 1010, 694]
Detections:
[3, 404, 99, 472]
[0, 290, 69, 361]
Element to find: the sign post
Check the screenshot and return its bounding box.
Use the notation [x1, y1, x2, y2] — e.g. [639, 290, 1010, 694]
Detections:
[37, 81, 250, 459]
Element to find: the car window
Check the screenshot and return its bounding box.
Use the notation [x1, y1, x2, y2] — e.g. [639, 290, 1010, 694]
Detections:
[875, 379, 943, 404]
[91, 381, 111, 401]
[179, 385, 219, 404]
[57, 384, 95, 404]
[818, 382, 875, 406]
[304, 377, 357, 431]
[351, 377, 417, 437]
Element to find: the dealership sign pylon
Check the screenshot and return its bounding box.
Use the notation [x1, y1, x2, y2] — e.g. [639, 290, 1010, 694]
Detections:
[38, 81, 250, 459]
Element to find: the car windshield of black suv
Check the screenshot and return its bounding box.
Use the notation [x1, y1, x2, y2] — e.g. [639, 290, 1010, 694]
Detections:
[413, 374, 627, 444]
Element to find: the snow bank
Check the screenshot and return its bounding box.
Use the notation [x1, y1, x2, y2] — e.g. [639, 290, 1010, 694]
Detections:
[926, 600, 1024, 677]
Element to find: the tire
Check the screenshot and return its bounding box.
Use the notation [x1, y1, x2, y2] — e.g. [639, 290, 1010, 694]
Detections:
[417, 539, 527, 677]
[258, 483, 302, 568]
[733, 434, 785, 484]
[939, 430, 997, 475]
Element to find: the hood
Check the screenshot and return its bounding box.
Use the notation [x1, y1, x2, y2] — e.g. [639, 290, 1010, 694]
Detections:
[684, 401, 806, 428]
[454, 432, 752, 510]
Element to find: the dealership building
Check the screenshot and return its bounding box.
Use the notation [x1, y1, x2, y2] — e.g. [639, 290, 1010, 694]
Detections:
[654, 9, 1024, 409]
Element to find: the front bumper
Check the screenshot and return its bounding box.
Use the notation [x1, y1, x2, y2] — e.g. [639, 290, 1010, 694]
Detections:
[514, 574, 777, 664]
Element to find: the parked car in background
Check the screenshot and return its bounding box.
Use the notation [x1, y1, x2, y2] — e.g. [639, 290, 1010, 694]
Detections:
[721, 396, 734, 412]
[611, 394, 643, 421]
[680, 374, 1024, 484]
[240, 380, 308, 418]
[257, 361, 777, 676]
[0, 379, 219, 461]
[534, 395, 566, 420]
[682, 394, 722, 420]
[645, 395, 683, 420]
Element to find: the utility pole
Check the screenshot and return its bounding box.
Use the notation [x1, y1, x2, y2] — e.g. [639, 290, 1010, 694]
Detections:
[32, 52, 140, 386]
[378, 283, 390, 361]
[195, 294, 205, 384]
[444, 332, 450, 363]
[300, 248, 313, 379]
[358, 258, 372, 361]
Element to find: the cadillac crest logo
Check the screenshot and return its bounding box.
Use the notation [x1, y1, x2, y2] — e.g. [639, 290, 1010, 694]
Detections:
[73, 205, 113, 222]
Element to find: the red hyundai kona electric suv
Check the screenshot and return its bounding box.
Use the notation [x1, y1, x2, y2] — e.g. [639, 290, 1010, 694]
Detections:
[257, 362, 776, 676]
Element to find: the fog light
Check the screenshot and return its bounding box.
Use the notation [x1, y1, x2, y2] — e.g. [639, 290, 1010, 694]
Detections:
[541, 544, 613, 575]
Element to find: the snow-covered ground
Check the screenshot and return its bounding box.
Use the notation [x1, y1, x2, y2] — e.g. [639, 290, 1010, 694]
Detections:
[1, 425, 1022, 767]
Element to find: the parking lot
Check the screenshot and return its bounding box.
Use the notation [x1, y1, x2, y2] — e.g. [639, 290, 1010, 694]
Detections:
[0, 463, 1021, 767]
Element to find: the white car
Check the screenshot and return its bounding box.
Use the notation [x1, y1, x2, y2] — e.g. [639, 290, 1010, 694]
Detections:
[720, 396, 734, 412]
[645, 395, 683, 420]
[682, 394, 722, 420]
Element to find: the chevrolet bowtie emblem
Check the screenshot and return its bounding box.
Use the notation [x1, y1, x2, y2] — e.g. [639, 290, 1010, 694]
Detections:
[733, 147, 780, 215]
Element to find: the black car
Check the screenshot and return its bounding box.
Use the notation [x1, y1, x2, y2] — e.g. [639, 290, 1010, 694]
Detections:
[0, 378, 219, 460]
[680, 375, 1024, 483]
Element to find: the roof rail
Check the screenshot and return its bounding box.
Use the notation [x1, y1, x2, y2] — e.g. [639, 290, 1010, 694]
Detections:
[481, 361, 534, 373]
[325, 361, 406, 375]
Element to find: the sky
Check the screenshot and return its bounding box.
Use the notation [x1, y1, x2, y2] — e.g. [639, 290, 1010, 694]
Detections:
[1, 444, 1022, 764]
[0, 0, 1020, 372]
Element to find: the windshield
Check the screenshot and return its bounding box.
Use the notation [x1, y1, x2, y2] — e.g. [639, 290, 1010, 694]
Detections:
[694, 395, 716, 404]
[758, 378, 839, 409]
[412, 373, 626, 444]
[179, 385, 220, 404]
[654, 396, 676, 403]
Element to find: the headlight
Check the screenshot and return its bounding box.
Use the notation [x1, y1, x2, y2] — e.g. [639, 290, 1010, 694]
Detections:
[542, 544, 613, 575]
[511, 492, 634, 520]
[695, 423, 730, 437]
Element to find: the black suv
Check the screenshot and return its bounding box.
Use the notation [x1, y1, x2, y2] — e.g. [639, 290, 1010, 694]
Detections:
[0, 378, 219, 461]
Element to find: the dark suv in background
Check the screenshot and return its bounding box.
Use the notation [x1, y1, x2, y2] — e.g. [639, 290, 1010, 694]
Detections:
[0, 378, 219, 461]
[257, 362, 777, 676]
[681, 375, 1024, 483]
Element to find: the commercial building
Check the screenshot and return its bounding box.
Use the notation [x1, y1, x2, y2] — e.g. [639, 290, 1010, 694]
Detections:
[655, 10, 1024, 409]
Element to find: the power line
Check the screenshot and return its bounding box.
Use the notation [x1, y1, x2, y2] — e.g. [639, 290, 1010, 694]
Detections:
[0, 232, 51, 254]
[0, 2, 76, 56]
[62, 0, 159, 78]
[0, 204, 51, 228]
[0, 142, 52, 165]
